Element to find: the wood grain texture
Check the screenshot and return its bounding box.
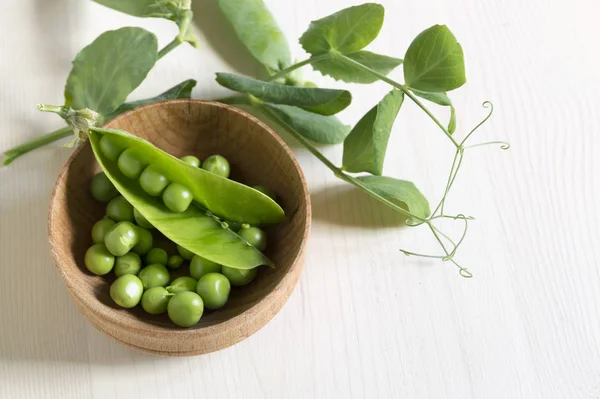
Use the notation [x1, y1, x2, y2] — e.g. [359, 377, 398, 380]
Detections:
[48, 100, 310, 355]
[1, 0, 599, 397]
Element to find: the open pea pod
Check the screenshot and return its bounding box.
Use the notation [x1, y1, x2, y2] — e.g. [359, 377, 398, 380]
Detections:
[88, 128, 275, 269]
[89, 127, 284, 225]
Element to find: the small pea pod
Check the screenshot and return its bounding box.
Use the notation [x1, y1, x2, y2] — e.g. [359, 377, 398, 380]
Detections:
[88, 127, 276, 269]
[89, 127, 284, 225]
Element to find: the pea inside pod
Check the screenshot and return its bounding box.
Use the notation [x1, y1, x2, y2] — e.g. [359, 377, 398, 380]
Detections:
[88, 127, 277, 269]
[90, 172, 119, 202]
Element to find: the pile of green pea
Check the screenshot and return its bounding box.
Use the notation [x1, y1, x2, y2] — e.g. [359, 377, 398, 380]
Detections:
[86, 152, 275, 328]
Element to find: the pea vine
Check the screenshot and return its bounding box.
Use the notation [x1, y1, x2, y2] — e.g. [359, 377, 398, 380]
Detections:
[1, 0, 509, 277]
[213, 2, 510, 277]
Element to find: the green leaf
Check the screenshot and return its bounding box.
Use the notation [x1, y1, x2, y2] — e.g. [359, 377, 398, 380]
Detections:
[448, 105, 457, 134]
[357, 175, 430, 219]
[299, 3, 384, 55]
[412, 90, 451, 106]
[92, 0, 176, 19]
[263, 103, 350, 144]
[403, 25, 466, 92]
[216, 73, 351, 116]
[342, 90, 403, 175]
[217, 0, 292, 72]
[103, 79, 197, 121]
[311, 50, 402, 84]
[64, 27, 158, 115]
[412, 90, 456, 134]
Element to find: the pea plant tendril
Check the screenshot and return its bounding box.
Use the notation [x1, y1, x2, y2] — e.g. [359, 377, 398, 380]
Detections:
[2, 0, 509, 277]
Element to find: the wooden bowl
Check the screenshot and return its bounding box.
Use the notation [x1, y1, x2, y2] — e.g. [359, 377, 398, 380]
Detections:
[48, 100, 310, 356]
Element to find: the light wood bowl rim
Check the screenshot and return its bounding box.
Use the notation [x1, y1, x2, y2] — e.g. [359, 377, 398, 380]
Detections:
[48, 99, 311, 349]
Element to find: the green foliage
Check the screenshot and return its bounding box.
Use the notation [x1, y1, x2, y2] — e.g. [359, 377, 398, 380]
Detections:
[356, 175, 430, 219]
[217, 0, 292, 72]
[103, 80, 197, 122]
[216, 73, 351, 116]
[64, 27, 158, 115]
[311, 51, 402, 84]
[342, 90, 403, 175]
[300, 3, 384, 55]
[263, 103, 350, 144]
[92, 0, 177, 19]
[403, 25, 466, 92]
[412, 90, 456, 134]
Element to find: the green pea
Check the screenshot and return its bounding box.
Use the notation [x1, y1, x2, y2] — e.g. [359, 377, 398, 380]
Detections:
[99, 134, 125, 161]
[90, 172, 118, 202]
[162, 183, 193, 213]
[202, 155, 230, 178]
[177, 245, 195, 260]
[167, 292, 204, 327]
[91, 218, 116, 244]
[145, 248, 168, 266]
[139, 165, 169, 196]
[104, 221, 139, 256]
[252, 185, 276, 201]
[238, 226, 267, 251]
[141, 287, 171, 315]
[106, 196, 134, 222]
[181, 155, 201, 168]
[110, 274, 143, 308]
[84, 243, 115, 275]
[195, 273, 231, 310]
[131, 227, 153, 256]
[221, 266, 257, 286]
[138, 264, 170, 289]
[167, 255, 184, 270]
[114, 252, 142, 277]
[190, 255, 221, 280]
[118, 148, 146, 179]
[133, 208, 153, 229]
[167, 276, 197, 294]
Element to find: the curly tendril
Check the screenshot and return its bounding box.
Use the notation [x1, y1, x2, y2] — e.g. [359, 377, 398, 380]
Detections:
[465, 141, 511, 150]
[457, 264, 473, 278]
[460, 101, 495, 146]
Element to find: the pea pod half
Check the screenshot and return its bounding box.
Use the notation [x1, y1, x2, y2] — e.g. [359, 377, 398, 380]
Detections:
[89, 127, 284, 225]
[88, 127, 276, 269]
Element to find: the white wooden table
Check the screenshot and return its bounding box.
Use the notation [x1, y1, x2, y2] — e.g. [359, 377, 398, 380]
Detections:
[1, 0, 599, 397]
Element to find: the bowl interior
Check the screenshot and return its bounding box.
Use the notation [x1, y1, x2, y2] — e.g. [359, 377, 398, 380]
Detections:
[49, 100, 309, 333]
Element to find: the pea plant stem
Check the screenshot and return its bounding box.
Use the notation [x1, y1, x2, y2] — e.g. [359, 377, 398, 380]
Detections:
[2, 126, 72, 165]
[37, 104, 67, 116]
[431, 148, 464, 217]
[158, 38, 181, 59]
[267, 54, 330, 82]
